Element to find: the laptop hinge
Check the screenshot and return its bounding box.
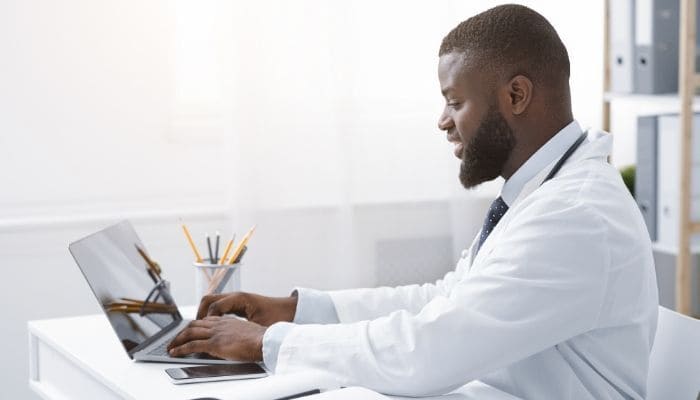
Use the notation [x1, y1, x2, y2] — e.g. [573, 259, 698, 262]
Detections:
[128, 317, 184, 357]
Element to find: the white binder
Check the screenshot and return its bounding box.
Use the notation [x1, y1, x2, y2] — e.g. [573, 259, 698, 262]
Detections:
[609, 0, 636, 93]
[655, 114, 700, 250]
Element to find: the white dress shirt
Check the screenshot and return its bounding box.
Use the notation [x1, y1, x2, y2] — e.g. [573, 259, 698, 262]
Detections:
[262, 121, 659, 399]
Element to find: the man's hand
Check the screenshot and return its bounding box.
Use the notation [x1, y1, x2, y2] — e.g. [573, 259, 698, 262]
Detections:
[167, 316, 266, 361]
[196, 291, 298, 326]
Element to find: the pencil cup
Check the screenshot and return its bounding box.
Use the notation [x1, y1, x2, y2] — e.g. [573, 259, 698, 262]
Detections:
[194, 259, 242, 303]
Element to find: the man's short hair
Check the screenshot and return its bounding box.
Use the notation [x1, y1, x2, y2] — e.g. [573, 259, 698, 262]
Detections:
[439, 4, 570, 88]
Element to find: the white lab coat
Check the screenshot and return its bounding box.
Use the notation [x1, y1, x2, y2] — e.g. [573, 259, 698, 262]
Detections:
[273, 131, 658, 399]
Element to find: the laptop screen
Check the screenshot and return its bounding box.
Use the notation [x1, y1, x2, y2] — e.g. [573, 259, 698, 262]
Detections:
[69, 220, 181, 355]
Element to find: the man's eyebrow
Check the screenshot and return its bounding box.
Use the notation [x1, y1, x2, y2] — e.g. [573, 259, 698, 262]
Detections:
[441, 86, 453, 96]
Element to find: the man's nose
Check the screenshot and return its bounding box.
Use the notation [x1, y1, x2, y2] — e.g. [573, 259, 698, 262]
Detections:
[437, 111, 453, 131]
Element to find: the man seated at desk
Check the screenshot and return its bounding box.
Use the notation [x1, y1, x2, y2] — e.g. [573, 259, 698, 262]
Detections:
[167, 5, 658, 399]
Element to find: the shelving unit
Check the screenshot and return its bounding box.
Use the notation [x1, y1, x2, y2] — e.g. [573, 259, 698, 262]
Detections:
[602, 0, 611, 133]
[602, 0, 699, 317]
[676, 0, 698, 316]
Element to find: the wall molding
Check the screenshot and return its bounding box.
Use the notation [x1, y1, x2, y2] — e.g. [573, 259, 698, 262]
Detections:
[0, 207, 230, 233]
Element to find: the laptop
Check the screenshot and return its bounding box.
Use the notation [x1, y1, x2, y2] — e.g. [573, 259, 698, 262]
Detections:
[69, 220, 234, 364]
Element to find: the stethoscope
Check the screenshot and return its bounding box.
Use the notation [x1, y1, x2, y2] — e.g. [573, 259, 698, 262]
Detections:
[541, 131, 588, 184]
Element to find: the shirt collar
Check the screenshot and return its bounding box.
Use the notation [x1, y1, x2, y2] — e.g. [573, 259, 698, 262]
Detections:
[500, 120, 583, 206]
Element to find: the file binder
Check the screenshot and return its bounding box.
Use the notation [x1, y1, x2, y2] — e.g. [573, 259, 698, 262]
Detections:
[655, 113, 700, 249]
[610, 0, 636, 93]
[634, 0, 680, 94]
[636, 115, 658, 240]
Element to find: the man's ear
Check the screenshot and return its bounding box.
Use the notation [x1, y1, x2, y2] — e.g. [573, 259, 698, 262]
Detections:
[506, 75, 533, 115]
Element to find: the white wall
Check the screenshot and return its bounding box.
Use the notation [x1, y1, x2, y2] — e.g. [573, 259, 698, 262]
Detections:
[0, 1, 232, 397]
[0, 1, 230, 221]
[0, 1, 606, 398]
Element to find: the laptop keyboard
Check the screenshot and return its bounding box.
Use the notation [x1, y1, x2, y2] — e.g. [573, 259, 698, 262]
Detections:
[148, 339, 172, 356]
[147, 337, 220, 360]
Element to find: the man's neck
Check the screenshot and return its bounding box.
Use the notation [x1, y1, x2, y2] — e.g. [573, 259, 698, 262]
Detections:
[501, 117, 574, 180]
[498, 119, 582, 207]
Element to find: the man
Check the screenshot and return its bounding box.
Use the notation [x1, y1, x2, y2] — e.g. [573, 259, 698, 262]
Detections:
[168, 5, 658, 399]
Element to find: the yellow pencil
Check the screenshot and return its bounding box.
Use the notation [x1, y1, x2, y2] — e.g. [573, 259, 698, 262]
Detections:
[181, 223, 203, 263]
[218, 235, 235, 265]
[228, 225, 256, 265]
[206, 226, 257, 295]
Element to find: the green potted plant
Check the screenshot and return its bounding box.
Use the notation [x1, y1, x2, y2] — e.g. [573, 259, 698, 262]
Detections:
[619, 165, 635, 198]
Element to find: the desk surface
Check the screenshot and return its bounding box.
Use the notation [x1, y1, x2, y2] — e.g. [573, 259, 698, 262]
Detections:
[28, 307, 521, 400]
[28, 307, 338, 400]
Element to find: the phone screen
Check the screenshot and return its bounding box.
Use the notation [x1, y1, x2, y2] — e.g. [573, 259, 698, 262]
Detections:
[169, 363, 267, 380]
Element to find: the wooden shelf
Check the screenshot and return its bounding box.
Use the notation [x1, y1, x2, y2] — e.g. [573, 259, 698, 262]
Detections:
[692, 222, 700, 233]
[603, 92, 700, 105]
[676, 0, 697, 316]
[603, 0, 699, 316]
[652, 242, 700, 255]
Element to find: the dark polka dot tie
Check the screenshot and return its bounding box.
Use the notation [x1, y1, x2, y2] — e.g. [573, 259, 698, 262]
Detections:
[476, 196, 509, 254]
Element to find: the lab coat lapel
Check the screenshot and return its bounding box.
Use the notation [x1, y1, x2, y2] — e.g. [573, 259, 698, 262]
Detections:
[469, 170, 547, 268]
[463, 233, 480, 269]
[469, 130, 611, 270]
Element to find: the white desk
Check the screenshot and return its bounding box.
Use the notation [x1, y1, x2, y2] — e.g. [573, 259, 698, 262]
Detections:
[28, 308, 521, 400]
[27, 307, 338, 400]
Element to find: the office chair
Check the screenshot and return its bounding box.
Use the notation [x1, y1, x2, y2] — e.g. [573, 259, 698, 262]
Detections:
[647, 306, 700, 399]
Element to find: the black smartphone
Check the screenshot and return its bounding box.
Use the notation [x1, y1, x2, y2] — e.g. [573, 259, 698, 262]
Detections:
[165, 363, 268, 384]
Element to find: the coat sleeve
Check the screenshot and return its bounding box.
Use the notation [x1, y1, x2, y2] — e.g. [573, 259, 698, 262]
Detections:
[324, 247, 475, 322]
[273, 198, 609, 396]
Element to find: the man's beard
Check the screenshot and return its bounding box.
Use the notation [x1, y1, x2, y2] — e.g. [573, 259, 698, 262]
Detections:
[459, 106, 516, 189]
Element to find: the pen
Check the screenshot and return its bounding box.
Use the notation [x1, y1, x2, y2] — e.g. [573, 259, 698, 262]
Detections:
[214, 231, 220, 263]
[206, 233, 214, 264]
[232, 245, 247, 264]
[206, 226, 256, 295]
[181, 222, 203, 263]
[273, 389, 321, 400]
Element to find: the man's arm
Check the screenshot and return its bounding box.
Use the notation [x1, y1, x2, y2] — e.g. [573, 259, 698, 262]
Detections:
[169, 237, 477, 369]
[291, 288, 340, 324]
[293, 243, 476, 325]
[263, 260, 473, 370]
[269, 198, 609, 396]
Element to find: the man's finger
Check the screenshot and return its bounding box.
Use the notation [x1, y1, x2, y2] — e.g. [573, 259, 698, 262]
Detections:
[169, 339, 209, 357]
[167, 320, 216, 349]
[187, 319, 218, 329]
[167, 327, 211, 351]
[208, 294, 249, 318]
[197, 294, 225, 320]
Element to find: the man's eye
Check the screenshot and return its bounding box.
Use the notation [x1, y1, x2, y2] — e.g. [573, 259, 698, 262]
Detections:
[447, 102, 461, 108]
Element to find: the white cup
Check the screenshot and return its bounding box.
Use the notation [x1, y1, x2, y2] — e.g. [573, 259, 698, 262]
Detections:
[193, 259, 242, 303]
